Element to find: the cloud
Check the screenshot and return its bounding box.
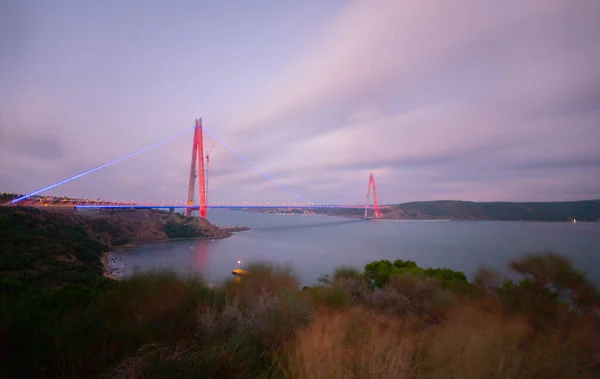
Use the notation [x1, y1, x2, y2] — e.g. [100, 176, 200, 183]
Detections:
[1, 0, 599, 203]
[0, 127, 65, 160]
[211, 0, 600, 202]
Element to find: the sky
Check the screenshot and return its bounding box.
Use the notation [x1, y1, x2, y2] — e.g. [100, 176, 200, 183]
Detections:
[1, 0, 599, 205]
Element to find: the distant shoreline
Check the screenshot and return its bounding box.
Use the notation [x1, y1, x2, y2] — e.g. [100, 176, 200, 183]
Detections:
[239, 199, 600, 222]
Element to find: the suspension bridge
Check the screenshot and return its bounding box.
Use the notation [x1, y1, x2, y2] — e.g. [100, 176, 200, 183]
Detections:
[7, 119, 382, 218]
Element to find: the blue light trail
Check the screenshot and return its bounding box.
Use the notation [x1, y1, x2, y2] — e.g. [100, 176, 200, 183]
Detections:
[11, 127, 195, 204]
[203, 127, 314, 204]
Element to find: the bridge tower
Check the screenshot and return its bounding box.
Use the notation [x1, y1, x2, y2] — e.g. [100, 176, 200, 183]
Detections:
[185, 119, 207, 217]
[364, 173, 381, 218]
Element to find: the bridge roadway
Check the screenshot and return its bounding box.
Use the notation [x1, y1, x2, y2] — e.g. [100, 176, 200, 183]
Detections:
[72, 205, 372, 210]
[0, 203, 373, 210]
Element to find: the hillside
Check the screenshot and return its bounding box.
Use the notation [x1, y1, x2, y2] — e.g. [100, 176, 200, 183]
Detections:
[386, 199, 600, 221]
[303, 199, 600, 221]
[0, 206, 229, 289]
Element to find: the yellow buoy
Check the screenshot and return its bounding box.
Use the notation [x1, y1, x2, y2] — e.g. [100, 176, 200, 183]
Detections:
[232, 260, 249, 276]
[232, 269, 249, 276]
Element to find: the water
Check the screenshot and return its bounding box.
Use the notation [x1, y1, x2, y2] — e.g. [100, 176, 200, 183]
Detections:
[106, 210, 600, 286]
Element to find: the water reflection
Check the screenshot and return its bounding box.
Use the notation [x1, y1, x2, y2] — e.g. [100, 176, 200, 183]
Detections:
[109, 211, 600, 287]
[193, 241, 209, 274]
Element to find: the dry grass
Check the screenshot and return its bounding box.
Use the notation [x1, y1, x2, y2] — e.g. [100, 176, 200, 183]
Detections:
[223, 263, 299, 305]
[417, 304, 531, 378]
[286, 308, 421, 379]
[286, 300, 600, 379]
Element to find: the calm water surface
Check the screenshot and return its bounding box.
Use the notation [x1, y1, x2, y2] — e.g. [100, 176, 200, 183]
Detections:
[106, 210, 600, 286]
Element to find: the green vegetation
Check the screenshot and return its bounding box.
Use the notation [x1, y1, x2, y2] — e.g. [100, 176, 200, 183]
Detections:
[363, 259, 467, 288]
[3, 251, 598, 378]
[1, 206, 599, 377]
[0, 207, 109, 290]
[163, 219, 209, 239]
[394, 199, 600, 221]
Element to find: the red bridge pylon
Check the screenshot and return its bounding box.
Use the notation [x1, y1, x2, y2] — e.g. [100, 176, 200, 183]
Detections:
[365, 172, 381, 218]
[185, 118, 207, 217]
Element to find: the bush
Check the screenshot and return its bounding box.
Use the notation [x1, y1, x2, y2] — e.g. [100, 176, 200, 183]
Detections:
[364, 258, 468, 289]
[367, 287, 411, 315]
[332, 266, 362, 283]
[105, 277, 311, 379]
[364, 259, 395, 287]
[305, 286, 348, 309]
[163, 220, 204, 239]
[509, 252, 600, 312]
[339, 278, 370, 304]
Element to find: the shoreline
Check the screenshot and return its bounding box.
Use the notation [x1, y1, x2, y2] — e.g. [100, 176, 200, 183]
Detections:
[101, 252, 122, 281]
[101, 227, 249, 280]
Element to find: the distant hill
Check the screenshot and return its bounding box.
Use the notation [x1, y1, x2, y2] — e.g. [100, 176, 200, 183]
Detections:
[305, 199, 600, 221]
[383, 200, 600, 221]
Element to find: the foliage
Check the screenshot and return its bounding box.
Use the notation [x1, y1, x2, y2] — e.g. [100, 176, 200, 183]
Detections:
[396, 199, 600, 221]
[363, 258, 468, 288]
[163, 220, 206, 239]
[364, 259, 395, 287]
[332, 266, 362, 283]
[0, 207, 107, 291]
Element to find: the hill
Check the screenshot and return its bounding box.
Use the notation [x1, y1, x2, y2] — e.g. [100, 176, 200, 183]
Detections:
[0, 206, 229, 289]
[303, 199, 600, 221]
[385, 199, 600, 221]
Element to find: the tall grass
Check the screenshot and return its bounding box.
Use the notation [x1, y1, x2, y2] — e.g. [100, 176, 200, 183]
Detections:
[102, 264, 311, 379]
[1, 270, 220, 378]
[2, 253, 599, 378]
[286, 309, 419, 379]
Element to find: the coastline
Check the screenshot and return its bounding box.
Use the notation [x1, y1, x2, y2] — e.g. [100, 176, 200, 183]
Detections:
[100, 227, 250, 280]
[101, 252, 122, 281]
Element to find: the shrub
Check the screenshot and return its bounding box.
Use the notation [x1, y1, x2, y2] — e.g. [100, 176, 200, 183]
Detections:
[162, 220, 204, 239]
[332, 266, 362, 283]
[473, 267, 502, 295]
[367, 287, 411, 315]
[509, 252, 600, 312]
[107, 286, 311, 378]
[305, 286, 348, 309]
[364, 258, 468, 289]
[339, 278, 370, 304]
[389, 273, 438, 304]
[364, 259, 395, 287]
[223, 263, 298, 305]
[393, 259, 418, 270]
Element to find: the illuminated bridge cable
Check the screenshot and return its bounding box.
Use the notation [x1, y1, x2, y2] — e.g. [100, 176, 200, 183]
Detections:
[203, 127, 313, 204]
[11, 127, 195, 204]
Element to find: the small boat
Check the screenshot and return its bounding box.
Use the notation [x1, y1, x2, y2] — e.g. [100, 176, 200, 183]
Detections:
[231, 260, 249, 276]
[232, 268, 249, 276]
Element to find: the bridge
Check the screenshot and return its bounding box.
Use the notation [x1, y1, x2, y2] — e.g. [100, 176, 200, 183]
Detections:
[8, 118, 382, 218]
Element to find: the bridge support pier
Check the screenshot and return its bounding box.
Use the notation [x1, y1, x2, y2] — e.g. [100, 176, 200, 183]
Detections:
[185, 119, 207, 218]
[365, 173, 381, 218]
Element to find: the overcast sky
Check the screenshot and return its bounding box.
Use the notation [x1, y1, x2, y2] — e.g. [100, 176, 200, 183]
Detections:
[1, 0, 599, 205]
